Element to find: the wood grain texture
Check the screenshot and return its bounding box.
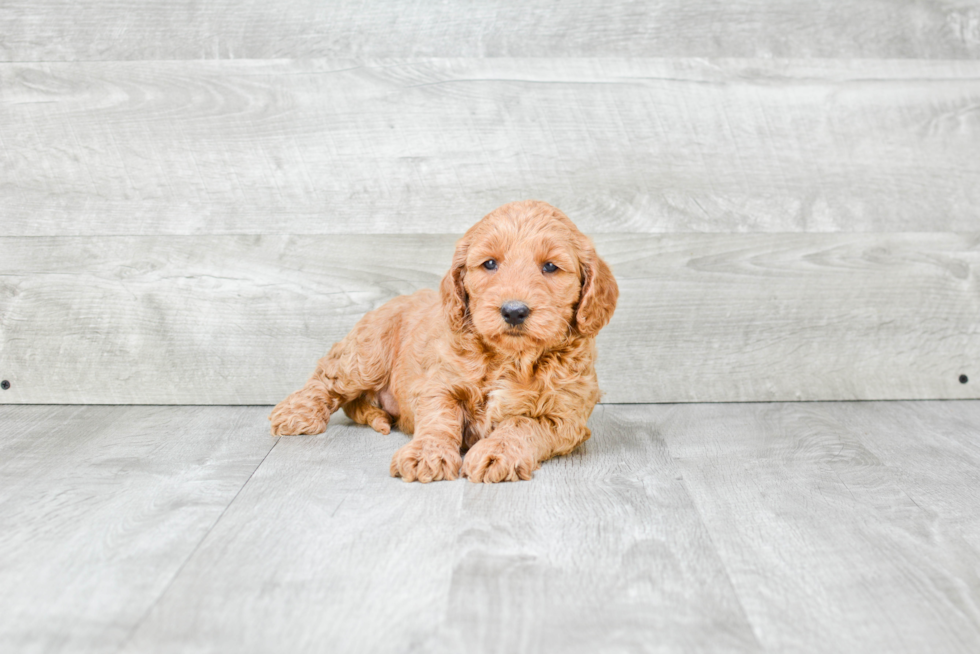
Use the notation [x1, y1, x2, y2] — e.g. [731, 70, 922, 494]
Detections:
[120, 415, 465, 654]
[832, 401, 980, 555]
[435, 405, 761, 653]
[0, 405, 276, 654]
[6, 403, 980, 652]
[660, 402, 980, 653]
[0, 232, 976, 404]
[122, 407, 762, 654]
[2, 1, 980, 62]
[3, 58, 980, 236]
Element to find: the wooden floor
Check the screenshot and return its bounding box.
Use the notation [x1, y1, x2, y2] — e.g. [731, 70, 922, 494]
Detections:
[2, 402, 979, 653]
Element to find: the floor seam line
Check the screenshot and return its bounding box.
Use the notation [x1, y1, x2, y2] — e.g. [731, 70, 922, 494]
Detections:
[666, 445, 769, 653]
[113, 436, 281, 652]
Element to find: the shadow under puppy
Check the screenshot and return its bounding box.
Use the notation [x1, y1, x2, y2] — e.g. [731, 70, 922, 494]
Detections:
[269, 200, 618, 483]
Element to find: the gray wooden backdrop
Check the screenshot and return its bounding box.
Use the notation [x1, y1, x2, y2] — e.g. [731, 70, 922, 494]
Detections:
[1, 2, 978, 404]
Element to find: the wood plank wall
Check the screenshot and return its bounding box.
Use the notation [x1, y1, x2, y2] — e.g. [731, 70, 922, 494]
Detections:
[1, 2, 978, 404]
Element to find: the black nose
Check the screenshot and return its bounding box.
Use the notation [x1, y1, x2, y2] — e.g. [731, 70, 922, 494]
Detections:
[500, 301, 530, 326]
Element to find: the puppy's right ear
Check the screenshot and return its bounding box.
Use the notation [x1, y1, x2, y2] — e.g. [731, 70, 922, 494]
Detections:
[440, 236, 469, 331]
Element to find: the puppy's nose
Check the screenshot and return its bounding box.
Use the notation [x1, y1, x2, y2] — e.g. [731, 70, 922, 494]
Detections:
[500, 301, 530, 326]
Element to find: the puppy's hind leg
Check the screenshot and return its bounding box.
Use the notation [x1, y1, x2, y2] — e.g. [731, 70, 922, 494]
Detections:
[270, 331, 389, 435]
[343, 394, 393, 435]
[269, 344, 346, 435]
[271, 294, 404, 436]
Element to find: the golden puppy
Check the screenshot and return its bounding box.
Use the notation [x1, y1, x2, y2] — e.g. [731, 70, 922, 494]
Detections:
[269, 200, 618, 483]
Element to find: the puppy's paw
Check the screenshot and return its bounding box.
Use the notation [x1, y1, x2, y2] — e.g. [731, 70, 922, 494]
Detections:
[369, 414, 392, 435]
[269, 391, 330, 436]
[462, 436, 539, 483]
[390, 438, 462, 483]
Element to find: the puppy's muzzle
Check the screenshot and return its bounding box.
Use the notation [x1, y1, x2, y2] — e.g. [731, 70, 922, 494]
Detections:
[500, 301, 530, 326]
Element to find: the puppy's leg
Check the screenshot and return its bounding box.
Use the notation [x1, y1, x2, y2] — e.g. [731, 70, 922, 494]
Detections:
[268, 342, 358, 435]
[343, 394, 393, 435]
[270, 309, 394, 435]
[390, 393, 463, 483]
[462, 416, 589, 483]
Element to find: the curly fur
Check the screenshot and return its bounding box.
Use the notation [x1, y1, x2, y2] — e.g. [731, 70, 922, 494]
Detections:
[269, 200, 618, 483]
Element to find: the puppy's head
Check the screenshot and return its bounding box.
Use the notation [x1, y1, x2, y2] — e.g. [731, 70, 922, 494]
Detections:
[440, 200, 618, 352]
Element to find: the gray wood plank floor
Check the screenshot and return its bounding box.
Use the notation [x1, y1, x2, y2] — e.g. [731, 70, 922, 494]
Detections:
[0, 405, 276, 654]
[3, 402, 979, 653]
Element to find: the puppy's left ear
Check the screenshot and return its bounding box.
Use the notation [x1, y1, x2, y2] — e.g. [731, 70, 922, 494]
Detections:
[575, 243, 618, 337]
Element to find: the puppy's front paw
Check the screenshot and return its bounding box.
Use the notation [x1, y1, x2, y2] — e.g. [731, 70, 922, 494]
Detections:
[269, 390, 330, 436]
[462, 436, 539, 483]
[390, 438, 462, 483]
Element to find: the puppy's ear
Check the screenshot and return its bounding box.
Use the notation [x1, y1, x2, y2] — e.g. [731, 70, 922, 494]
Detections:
[575, 243, 618, 337]
[440, 236, 469, 331]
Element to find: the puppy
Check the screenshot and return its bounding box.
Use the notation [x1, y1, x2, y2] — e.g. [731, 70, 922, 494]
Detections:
[269, 200, 618, 483]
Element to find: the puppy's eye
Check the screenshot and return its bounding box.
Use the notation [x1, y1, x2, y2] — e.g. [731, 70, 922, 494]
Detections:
[482, 259, 498, 271]
[542, 262, 558, 273]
